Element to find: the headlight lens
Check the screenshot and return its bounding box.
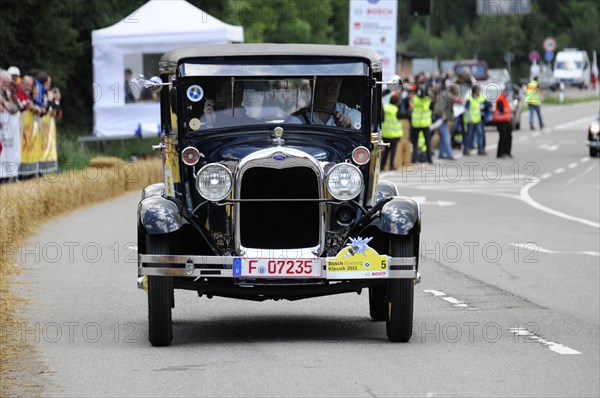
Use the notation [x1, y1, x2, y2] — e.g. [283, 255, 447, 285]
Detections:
[195, 164, 232, 201]
[326, 163, 363, 201]
[590, 122, 600, 135]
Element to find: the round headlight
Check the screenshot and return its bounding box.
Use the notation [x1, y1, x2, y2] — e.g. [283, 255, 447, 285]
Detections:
[326, 163, 363, 201]
[195, 164, 232, 201]
[590, 122, 600, 135]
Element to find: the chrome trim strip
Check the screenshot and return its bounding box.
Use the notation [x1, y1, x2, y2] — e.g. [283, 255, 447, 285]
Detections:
[139, 254, 418, 279]
[140, 254, 416, 266]
[179, 62, 369, 77]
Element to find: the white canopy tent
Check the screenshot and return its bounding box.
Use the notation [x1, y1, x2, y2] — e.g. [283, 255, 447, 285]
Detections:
[91, 0, 243, 137]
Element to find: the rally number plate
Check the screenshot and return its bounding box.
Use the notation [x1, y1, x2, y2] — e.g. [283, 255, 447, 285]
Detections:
[233, 258, 321, 278]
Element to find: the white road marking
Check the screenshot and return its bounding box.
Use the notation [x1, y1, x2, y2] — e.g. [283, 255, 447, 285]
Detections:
[581, 156, 591, 163]
[554, 115, 596, 130]
[519, 182, 600, 228]
[540, 173, 552, 179]
[423, 290, 477, 309]
[554, 167, 565, 174]
[410, 196, 456, 207]
[567, 162, 578, 169]
[514, 242, 599, 257]
[538, 144, 560, 151]
[508, 328, 581, 355]
[566, 164, 596, 186]
[423, 289, 445, 297]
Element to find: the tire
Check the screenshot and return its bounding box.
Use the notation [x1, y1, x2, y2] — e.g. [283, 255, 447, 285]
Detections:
[590, 147, 599, 158]
[385, 235, 415, 342]
[369, 285, 387, 321]
[147, 235, 173, 346]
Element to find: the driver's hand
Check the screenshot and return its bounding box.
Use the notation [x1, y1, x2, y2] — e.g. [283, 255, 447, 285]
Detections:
[334, 111, 352, 128]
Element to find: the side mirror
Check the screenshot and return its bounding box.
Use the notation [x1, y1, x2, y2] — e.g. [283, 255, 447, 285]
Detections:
[386, 77, 403, 92]
[376, 77, 403, 91]
[132, 75, 171, 93]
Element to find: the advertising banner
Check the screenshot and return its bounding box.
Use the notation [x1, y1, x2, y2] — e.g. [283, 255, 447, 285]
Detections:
[39, 113, 58, 172]
[19, 111, 58, 176]
[0, 111, 21, 178]
[19, 110, 38, 176]
[348, 0, 398, 81]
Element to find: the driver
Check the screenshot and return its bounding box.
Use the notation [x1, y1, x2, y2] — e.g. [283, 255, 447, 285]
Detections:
[289, 77, 361, 128]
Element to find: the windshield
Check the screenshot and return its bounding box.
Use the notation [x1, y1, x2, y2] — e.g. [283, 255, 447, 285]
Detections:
[487, 69, 509, 82]
[182, 76, 365, 133]
[556, 60, 583, 70]
[455, 63, 488, 80]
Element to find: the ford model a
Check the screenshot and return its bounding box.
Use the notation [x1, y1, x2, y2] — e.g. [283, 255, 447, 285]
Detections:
[137, 44, 421, 346]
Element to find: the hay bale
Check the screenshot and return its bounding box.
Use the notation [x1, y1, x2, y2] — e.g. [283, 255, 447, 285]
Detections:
[0, 157, 162, 396]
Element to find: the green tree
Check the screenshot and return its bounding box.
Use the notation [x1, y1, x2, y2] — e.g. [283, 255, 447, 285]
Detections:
[0, 0, 83, 85]
[224, 1, 334, 44]
[472, 17, 526, 67]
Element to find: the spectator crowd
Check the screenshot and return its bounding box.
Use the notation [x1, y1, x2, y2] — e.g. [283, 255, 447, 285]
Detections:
[381, 69, 518, 169]
[1, 66, 62, 119]
[1, 65, 62, 181]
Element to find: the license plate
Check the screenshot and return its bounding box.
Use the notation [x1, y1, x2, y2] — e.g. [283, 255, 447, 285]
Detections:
[233, 258, 321, 278]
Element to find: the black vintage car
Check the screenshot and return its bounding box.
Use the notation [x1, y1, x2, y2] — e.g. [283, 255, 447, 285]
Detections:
[588, 114, 600, 157]
[137, 44, 421, 346]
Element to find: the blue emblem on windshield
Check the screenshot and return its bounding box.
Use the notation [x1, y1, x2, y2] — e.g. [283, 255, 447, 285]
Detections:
[273, 154, 286, 161]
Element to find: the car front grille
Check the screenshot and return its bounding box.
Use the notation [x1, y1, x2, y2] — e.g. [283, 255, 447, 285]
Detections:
[240, 167, 320, 249]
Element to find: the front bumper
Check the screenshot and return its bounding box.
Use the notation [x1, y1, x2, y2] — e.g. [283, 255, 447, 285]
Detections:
[138, 254, 418, 281]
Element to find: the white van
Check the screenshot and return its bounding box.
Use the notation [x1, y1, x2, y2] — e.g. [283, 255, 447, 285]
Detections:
[553, 49, 591, 89]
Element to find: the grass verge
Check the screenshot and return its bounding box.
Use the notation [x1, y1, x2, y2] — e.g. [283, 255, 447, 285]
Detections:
[543, 95, 600, 105]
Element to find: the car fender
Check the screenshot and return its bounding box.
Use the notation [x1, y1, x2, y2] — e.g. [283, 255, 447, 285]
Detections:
[370, 196, 421, 236]
[376, 180, 399, 202]
[139, 195, 187, 235]
[141, 183, 165, 200]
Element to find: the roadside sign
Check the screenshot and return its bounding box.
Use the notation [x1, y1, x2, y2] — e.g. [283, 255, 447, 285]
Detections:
[349, 0, 398, 82]
[529, 50, 540, 62]
[544, 51, 554, 62]
[543, 37, 557, 52]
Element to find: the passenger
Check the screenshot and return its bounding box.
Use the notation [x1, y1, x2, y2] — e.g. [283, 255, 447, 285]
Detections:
[203, 78, 257, 128]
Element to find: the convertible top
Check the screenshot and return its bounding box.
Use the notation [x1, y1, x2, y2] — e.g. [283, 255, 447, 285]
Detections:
[160, 43, 381, 74]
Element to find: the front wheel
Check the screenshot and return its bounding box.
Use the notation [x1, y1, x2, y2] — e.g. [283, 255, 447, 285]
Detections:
[590, 147, 599, 158]
[147, 235, 173, 346]
[386, 235, 415, 342]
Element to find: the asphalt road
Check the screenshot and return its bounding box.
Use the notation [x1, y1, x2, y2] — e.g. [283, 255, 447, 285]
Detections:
[9, 101, 600, 397]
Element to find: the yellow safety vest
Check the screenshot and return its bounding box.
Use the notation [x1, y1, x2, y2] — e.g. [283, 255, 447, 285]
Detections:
[525, 80, 540, 105]
[382, 103, 403, 139]
[411, 96, 432, 128]
[468, 95, 484, 124]
[418, 131, 427, 151]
